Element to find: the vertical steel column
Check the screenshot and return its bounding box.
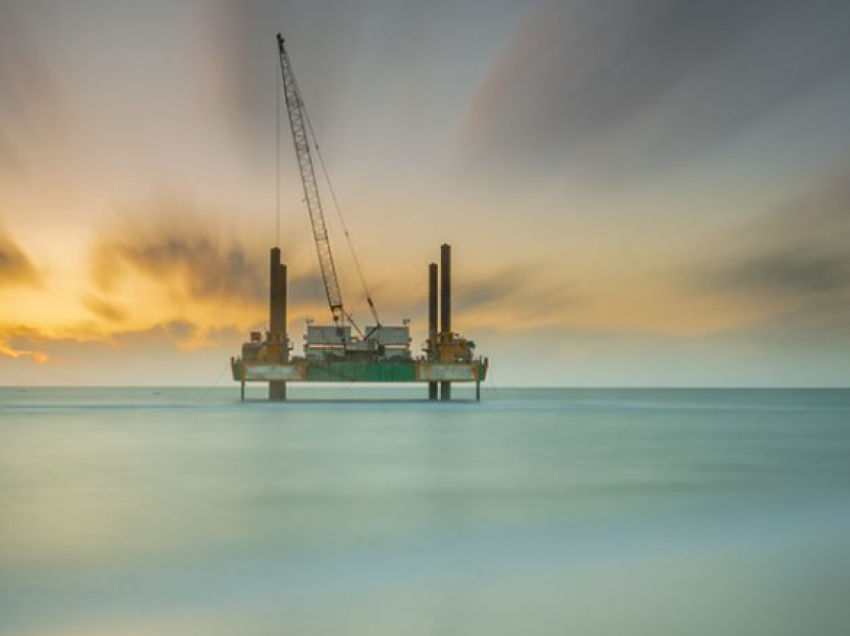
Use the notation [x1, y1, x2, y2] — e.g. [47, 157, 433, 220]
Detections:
[269, 248, 288, 401]
[440, 244, 452, 401]
[428, 262, 438, 401]
[270, 248, 284, 331]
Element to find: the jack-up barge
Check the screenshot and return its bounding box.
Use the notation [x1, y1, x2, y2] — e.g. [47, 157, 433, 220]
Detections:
[231, 35, 488, 401]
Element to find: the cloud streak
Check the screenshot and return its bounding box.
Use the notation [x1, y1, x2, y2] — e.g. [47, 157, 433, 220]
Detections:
[461, 0, 850, 178]
[0, 224, 41, 289]
[452, 264, 582, 331]
[693, 169, 850, 335]
[90, 198, 267, 305]
[0, 5, 64, 176]
[0, 319, 237, 371]
[198, 0, 369, 157]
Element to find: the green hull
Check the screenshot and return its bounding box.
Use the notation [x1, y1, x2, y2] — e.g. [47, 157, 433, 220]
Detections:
[306, 361, 418, 383]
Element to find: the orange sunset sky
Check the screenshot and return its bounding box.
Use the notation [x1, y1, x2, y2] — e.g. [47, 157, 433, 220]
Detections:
[2, 0, 850, 386]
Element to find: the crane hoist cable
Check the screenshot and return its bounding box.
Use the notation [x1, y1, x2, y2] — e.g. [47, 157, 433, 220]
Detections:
[303, 109, 381, 329]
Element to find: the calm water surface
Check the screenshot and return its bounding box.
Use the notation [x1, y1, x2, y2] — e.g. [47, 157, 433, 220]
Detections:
[2, 388, 850, 635]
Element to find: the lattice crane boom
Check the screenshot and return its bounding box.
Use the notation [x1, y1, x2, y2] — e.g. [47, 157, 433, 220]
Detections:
[277, 33, 345, 326]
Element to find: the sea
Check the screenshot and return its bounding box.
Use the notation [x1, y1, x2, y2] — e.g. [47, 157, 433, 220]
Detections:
[1, 387, 850, 636]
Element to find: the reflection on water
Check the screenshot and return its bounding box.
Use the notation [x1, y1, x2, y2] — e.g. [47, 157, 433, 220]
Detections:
[2, 388, 850, 635]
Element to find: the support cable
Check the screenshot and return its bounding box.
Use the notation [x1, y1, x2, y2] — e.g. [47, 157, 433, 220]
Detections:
[301, 107, 381, 328]
[199, 361, 233, 403]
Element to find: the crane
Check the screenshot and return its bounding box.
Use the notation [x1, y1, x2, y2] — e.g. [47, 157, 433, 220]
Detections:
[276, 33, 381, 336]
[276, 33, 347, 327]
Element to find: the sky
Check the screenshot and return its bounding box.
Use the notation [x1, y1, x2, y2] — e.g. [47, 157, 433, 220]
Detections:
[1, 0, 850, 386]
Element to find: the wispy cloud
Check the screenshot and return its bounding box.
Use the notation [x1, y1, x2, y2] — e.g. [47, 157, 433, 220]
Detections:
[0, 223, 41, 289]
[81, 294, 129, 323]
[0, 319, 236, 369]
[0, 324, 49, 364]
[452, 264, 582, 331]
[90, 197, 266, 305]
[461, 0, 850, 178]
[692, 169, 850, 336]
[197, 0, 368, 157]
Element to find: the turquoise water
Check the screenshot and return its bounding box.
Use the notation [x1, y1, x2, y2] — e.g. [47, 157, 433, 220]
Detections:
[2, 388, 850, 635]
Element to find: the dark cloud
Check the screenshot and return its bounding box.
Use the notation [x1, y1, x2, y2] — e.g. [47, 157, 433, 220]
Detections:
[82, 294, 128, 323]
[695, 170, 850, 335]
[0, 224, 41, 288]
[87, 196, 399, 327]
[266, 259, 581, 331]
[287, 270, 329, 307]
[710, 249, 850, 298]
[0, 319, 229, 372]
[462, 0, 850, 178]
[455, 265, 578, 315]
[91, 199, 267, 305]
[163, 319, 197, 341]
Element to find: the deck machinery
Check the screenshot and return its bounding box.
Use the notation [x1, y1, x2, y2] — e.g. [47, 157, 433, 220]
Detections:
[230, 35, 488, 401]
